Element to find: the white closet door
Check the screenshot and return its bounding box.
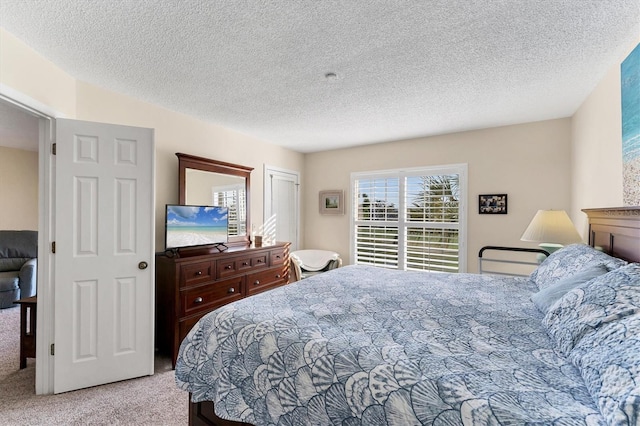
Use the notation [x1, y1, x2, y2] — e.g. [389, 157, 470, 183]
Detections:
[264, 166, 299, 251]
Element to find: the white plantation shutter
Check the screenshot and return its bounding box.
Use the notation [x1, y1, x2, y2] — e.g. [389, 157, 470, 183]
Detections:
[354, 174, 400, 268]
[352, 165, 467, 272]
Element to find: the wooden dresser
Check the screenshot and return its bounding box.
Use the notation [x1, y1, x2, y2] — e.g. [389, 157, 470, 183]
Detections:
[155, 242, 290, 367]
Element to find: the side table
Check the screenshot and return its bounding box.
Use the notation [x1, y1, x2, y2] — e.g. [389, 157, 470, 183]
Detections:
[14, 296, 37, 369]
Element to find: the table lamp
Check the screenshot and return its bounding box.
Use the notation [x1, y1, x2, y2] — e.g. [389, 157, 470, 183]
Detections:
[520, 209, 583, 254]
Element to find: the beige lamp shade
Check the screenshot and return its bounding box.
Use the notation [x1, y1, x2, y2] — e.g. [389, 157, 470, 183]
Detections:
[520, 210, 583, 245]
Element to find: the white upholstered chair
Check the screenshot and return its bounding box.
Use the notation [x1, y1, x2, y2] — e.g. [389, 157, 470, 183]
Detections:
[290, 249, 342, 281]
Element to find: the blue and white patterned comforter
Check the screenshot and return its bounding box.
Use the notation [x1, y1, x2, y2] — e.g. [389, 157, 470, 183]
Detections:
[175, 264, 607, 425]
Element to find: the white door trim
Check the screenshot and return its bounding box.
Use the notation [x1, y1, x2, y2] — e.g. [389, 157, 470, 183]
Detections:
[0, 86, 61, 394]
[0, 84, 63, 119]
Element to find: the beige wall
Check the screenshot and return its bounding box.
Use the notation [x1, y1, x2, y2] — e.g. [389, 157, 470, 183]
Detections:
[571, 38, 640, 235]
[304, 119, 573, 271]
[0, 29, 76, 117]
[0, 146, 39, 230]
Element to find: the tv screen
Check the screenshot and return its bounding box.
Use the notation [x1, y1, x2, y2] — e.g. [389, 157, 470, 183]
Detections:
[165, 204, 229, 250]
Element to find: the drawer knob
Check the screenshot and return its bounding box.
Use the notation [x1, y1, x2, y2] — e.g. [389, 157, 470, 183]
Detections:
[242, 262, 248, 266]
[228, 288, 235, 294]
[225, 265, 232, 270]
[257, 259, 263, 263]
[276, 255, 281, 259]
[194, 297, 203, 304]
[254, 280, 260, 285]
[196, 271, 202, 276]
[276, 274, 281, 278]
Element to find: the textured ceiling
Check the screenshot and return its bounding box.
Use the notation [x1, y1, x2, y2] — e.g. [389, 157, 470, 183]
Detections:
[1, 1, 639, 153]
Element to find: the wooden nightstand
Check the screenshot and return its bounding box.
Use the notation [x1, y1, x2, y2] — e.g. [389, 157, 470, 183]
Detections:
[14, 296, 37, 369]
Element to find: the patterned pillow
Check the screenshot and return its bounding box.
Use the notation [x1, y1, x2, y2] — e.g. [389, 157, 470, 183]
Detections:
[542, 263, 640, 356]
[530, 244, 627, 290]
[568, 315, 640, 425]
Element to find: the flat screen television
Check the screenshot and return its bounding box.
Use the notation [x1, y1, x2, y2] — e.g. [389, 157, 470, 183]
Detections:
[165, 204, 229, 250]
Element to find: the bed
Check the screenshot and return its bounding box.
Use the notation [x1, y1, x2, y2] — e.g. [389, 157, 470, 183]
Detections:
[175, 206, 640, 425]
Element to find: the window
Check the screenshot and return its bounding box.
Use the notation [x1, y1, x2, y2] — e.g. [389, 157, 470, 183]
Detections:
[211, 184, 246, 236]
[351, 164, 467, 272]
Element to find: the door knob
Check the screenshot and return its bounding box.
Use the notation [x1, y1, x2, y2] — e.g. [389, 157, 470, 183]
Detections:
[138, 261, 148, 270]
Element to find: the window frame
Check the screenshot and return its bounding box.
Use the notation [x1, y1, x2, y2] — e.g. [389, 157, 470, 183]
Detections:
[350, 164, 468, 272]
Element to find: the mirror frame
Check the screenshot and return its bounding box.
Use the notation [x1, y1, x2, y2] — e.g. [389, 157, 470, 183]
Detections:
[177, 152, 253, 247]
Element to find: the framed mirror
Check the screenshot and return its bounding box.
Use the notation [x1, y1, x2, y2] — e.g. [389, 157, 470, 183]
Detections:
[177, 153, 253, 246]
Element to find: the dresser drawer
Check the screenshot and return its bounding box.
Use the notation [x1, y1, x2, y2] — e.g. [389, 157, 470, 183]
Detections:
[246, 266, 287, 296]
[270, 248, 287, 265]
[217, 254, 269, 279]
[250, 254, 268, 269]
[236, 254, 268, 271]
[216, 258, 238, 278]
[180, 276, 244, 316]
[180, 261, 214, 287]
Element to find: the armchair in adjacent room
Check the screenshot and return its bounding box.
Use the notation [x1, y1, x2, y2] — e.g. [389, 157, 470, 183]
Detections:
[0, 230, 38, 309]
[290, 249, 342, 282]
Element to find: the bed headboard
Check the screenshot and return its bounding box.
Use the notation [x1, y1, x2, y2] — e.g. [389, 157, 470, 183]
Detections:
[582, 207, 640, 263]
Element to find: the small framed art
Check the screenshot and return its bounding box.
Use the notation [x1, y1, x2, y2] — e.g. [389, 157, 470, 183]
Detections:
[319, 190, 344, 215]
[479, 194, 508, 214]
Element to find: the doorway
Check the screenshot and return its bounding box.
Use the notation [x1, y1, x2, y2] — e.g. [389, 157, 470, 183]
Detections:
[0, 94, 53, 394]
[0, 99, 39, 229]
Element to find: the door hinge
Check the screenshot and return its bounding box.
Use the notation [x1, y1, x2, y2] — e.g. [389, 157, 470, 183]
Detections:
[51, 143, 56, 155]
[50, 343, 55, 356]
[51, 241, 56, 253]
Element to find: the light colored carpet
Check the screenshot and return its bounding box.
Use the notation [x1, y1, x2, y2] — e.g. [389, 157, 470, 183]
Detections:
[0, 306, 188, 425]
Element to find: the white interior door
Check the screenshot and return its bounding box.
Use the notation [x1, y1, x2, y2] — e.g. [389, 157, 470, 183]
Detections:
[264, 166, 299, 250]
[54, 118, 155, 393]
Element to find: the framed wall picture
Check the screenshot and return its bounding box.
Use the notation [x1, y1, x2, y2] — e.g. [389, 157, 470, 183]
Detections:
[479, 194, 507, 214]
[622, 42, 640, 206]
[319, 190, 344, 215]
